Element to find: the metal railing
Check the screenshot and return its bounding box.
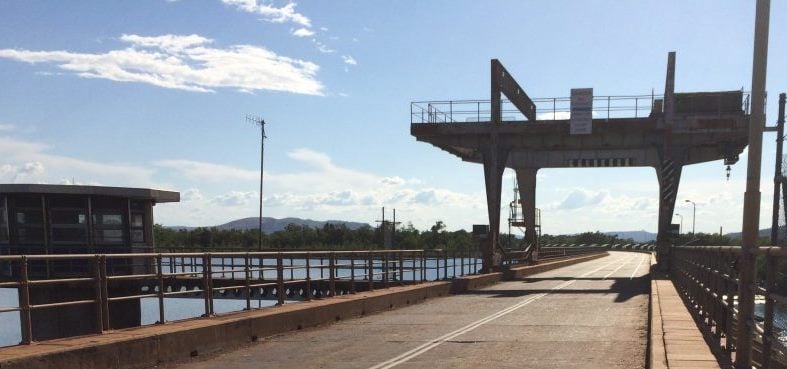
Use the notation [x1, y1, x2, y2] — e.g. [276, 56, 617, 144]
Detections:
[0, 248, 486, 346]
[672, 246, 787, 368]
[410, 91, 751, 124]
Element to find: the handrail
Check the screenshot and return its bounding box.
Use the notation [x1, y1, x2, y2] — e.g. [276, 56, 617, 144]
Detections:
[0, 248, 485, 346]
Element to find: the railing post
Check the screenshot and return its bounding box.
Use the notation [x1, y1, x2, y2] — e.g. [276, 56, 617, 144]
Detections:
[305, 252, 312, 300]
[383, 252, 389, 288]
[420, 251, 425, 282]
[607, 96, 611, 119]
[19, 256, 32, 344]
[201, 254, 211, 317]
[443, 249, 448, 279]
[100, 255, 109, 330]
[276, 253, 285, 305]
[156, 254, 165, 324]
[399, 252, 405, 284]
[328, 252, 336, 297]
[244, 253, 251, 310]
[92, 255, 104, 334]
[763, 254, 776, 368]
[350, 252, 356, 294]
[367, 253, 374, 291]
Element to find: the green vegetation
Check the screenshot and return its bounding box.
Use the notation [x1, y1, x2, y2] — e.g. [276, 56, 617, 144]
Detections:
[539, 231, 637, 245]
[153, 221, 477, 251]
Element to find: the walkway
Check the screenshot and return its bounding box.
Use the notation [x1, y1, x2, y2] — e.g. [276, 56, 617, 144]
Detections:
[171, 252, 651, 369]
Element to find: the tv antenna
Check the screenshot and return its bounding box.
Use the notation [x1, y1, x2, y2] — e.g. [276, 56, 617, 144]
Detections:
[247, 114, 267, 251]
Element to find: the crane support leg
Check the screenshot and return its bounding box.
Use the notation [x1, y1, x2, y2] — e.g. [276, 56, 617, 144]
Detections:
[515, 168, 539, 261]
[655, 158, 683, 271]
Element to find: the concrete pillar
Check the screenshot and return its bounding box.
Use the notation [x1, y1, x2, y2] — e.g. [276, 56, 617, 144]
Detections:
[515, 168, 539, 261]
[482, 148, 508, 273]
[655, 158, 683, 271]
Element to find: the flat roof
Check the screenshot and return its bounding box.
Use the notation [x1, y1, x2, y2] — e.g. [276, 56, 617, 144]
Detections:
[0, 184, 180, 203]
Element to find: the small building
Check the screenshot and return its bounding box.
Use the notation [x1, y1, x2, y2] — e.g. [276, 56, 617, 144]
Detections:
[0, 183, 179, 256]
[0, 184, 179, 340]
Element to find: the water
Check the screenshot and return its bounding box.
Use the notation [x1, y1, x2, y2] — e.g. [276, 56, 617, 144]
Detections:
[0, 256, 481, 347]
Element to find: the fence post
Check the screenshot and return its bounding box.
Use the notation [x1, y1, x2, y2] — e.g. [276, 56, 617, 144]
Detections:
[156, 254, 165, 324]
[201, 254, 211, 317]
[19, 256, 32, 344]
[383, 252, 389, 288]
[276, 253, 285, 305]
[367, 253, 374, 291]
[305, 252, 312, 300]
[329, 252, 336, 297]
[399, 252, 405, 284]
[100, 255, 109, 330]
[763, 254, 776, 368]
[350, 252, 356, 294]
[92, 255, 104, 333]
[244, 253, 251, 310]
[420, 251, 425, 282]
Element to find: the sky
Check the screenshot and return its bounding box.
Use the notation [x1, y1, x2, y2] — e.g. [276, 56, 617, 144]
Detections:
[0, 1, 785, 235]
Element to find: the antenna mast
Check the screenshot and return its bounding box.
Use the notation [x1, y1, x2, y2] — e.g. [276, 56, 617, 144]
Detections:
[247, 115, 267, 251]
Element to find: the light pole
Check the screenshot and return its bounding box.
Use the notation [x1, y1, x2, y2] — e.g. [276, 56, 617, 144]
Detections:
[674, 213, 683, 234]
[247, 115, 266, 251]
[684, 200, 696, 235]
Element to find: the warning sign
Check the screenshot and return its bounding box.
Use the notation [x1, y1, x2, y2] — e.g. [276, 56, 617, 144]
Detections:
[570, 88, 593, 135]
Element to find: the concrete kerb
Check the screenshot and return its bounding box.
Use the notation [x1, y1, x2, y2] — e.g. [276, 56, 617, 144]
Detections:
[0, 252, 608, 369]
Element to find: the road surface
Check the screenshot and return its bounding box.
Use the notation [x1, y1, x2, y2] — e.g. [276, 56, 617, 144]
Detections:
[171, 251, 650, 369]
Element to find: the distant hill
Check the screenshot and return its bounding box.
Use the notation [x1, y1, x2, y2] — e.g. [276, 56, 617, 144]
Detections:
[724, 228, 773, 240]
[168, 217, 370, 234]
[604, 230, 657, 243]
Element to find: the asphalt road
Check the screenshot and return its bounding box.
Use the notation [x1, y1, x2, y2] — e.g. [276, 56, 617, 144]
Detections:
[172, 251, 651, 369]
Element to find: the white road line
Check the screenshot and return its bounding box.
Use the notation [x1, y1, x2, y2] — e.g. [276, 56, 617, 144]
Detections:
[602, 257, 631, 280]
[367, 256, 627, 369]
[630, 254, 647, 280]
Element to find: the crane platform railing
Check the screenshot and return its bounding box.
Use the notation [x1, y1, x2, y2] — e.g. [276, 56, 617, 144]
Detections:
[411, 91, 750, 124]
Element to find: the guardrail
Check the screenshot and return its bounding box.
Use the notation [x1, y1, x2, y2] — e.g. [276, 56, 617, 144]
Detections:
[411, 91, 750, 124]
[672, 246, 787, 368]
[0, 249, 487, 346]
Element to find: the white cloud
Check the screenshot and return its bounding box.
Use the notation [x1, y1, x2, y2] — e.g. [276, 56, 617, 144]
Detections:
[0, 136, 155, 186]
[154, 159, 259, 182]
[0, 124, 14, 132]
[555, 188, 608, 210]
[341, 55, 357, 66]
[221, 0, 311, 27]
[212, 191, 258, 206]
[181, 188, 204, 202]
[291, 28, 314, 37]
[0, 33, 324, 95]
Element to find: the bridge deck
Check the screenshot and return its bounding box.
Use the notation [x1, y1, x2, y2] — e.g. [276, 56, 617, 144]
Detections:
[172, 252, 651, 369]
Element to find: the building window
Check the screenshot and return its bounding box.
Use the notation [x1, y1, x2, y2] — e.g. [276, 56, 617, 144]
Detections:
[0, 196, 8, 243]
[49, 196, 88, 245]
[11, 196, 44, 245]
[92, 197, 126, 245]
[130, 202, 145, 244]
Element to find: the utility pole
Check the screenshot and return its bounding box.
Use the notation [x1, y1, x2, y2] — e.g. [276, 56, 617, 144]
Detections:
[736, 0, 770, 367]
[685, 200, 696, 235]
[247, 115, 267, 251]
[771, 93, 786, 246]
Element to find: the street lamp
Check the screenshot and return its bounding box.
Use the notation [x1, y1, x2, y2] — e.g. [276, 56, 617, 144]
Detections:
[674, 213, 683, 234]
[685, 200, 696, 235]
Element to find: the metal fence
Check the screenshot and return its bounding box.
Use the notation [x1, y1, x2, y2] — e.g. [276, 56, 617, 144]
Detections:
[410, 91, 751, 124]
[672, 246, 787, 368]
[0, 245, 614, 346]
[0, 249, 486, 345]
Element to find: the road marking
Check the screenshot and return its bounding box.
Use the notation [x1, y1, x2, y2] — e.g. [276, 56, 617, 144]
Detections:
[630, 254, 647, 280]
[602, 257, 631, 279]
[367, 256, 626, 369]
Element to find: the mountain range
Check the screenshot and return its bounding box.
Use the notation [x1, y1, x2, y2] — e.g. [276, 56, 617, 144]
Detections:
[168, 217, 370, 234]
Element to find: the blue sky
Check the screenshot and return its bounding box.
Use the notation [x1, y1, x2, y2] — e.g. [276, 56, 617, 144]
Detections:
[0, 1, 785, 235]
